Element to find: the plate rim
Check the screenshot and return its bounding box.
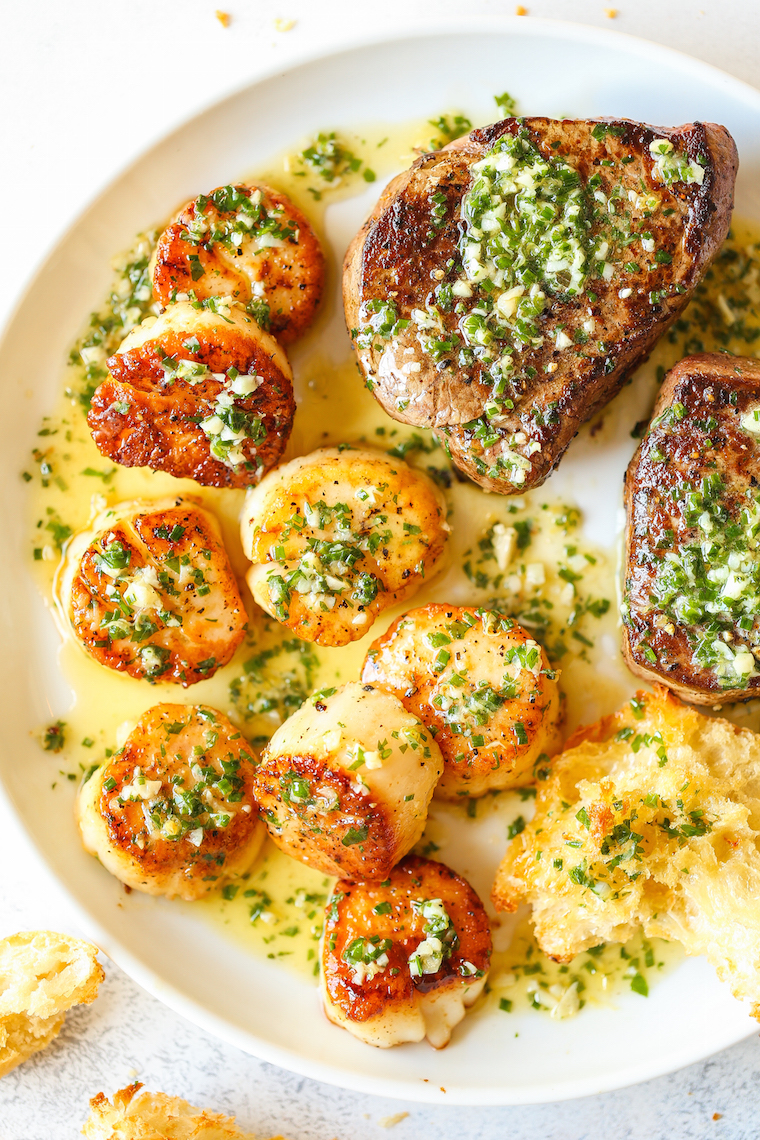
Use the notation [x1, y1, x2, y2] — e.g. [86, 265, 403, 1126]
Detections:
[3, 15, 760, 1106]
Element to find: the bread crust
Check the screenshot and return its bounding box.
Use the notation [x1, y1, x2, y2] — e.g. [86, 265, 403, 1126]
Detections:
[82, 1083, 271, 1139]
[0, 931, 103, 1077]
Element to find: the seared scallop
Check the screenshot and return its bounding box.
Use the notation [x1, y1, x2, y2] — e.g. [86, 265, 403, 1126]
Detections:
[321, 854, 491, 1048]
[253, 682, 443, 879]
[56, 497, 246, 686]
[76, 703, 264, 900]
[151, 182, 324, 343]
[240, 447, 449, 647]
[88, 300, 295, 488]
[362, 604, 562, 798]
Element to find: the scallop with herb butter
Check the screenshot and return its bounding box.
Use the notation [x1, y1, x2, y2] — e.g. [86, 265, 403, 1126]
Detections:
[151, 182, 324, 344]
[240, 447, 449, 646]
[87, 299, 295, 487]
[76, 703, 264, 900]
[56, 496, 246, 686]
[252, 682, 443, 880]
[321, 854, 491, 1048]
[362, 603, 562, 799]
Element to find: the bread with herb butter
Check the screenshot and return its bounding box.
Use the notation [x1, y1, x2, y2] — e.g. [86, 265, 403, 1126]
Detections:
[344, 117, 737, 494]
[0, 930, 103, 1077]
[492, 685, 760, 1017]
[623, 352, 760, 703]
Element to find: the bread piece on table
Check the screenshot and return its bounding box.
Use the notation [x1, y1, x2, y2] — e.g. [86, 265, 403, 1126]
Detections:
[492, 686, 760, 1016]
[0, 930, 103, 1077]
[623, 352, 760, 704]
[82, 1083, 285, 1139]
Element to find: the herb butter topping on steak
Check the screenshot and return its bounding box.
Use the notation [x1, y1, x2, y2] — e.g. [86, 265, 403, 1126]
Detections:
[344, 117, 738, 494]
[623, 353, 760, 703]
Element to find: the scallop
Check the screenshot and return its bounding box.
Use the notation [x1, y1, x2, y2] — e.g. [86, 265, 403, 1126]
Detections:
[56, 496, 246, 686]
[362, 604, 562, 798]
[321, 854, 492, 1048]
[76, 703, 264, 900]
[252, 682, 443, 880]
[88, 300, 294, 488]
[240, 447, 449, 646]
[151, 182, 324, 344]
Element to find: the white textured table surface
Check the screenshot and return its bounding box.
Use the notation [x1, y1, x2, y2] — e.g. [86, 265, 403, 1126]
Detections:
[2, 3, 760, 1137]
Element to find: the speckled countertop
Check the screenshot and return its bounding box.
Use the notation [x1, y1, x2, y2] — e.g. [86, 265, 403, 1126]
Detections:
[2, 2, 760, 1137]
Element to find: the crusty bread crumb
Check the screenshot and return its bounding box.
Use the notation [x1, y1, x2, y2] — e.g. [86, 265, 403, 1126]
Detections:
[492, 685, 760, 1016]
[0, 930, 104, 1077]
[82, 1084, 286, 1139]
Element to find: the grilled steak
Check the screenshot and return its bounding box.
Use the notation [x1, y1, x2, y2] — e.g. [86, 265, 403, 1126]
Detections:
[623, 353, 760, 704]
[344, 117, 738, 494]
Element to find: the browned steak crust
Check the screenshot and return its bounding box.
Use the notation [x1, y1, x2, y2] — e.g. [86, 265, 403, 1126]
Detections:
[344, 117, 738, 494]
[623, 353, 760, 704]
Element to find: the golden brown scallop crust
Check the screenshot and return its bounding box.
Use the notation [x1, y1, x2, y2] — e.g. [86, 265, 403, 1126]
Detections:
[83, 704, 262, 899]
[88, 318, 294, 488]
[241, 447, 450, 646]
[152, 183, 324, 343]
[67, 500, 246, 686]
[251, 748, 398, 880]
[322, 855, 492, 1025]
[361, 603, 562, 798]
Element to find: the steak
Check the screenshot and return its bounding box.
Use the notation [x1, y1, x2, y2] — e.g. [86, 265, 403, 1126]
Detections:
[344, 117, 738, 493]
[623, 353, 760, 704]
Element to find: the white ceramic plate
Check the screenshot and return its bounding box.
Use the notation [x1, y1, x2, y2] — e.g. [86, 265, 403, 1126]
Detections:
[2, 18, 760, 1106]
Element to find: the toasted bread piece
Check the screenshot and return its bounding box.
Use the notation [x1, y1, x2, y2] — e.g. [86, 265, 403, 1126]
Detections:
[344, 117, 737, 493]
[492, 686, 760, 1016]
[82, 1083, 276, 1139]
[623, 353, 760, 704]
[321, 855, 491, 1048]
[0, 931, 103, 1077]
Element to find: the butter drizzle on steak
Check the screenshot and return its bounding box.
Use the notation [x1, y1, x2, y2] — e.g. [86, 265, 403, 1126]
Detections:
[623, 353, 760, 704]
[343, 117, 738, 494]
